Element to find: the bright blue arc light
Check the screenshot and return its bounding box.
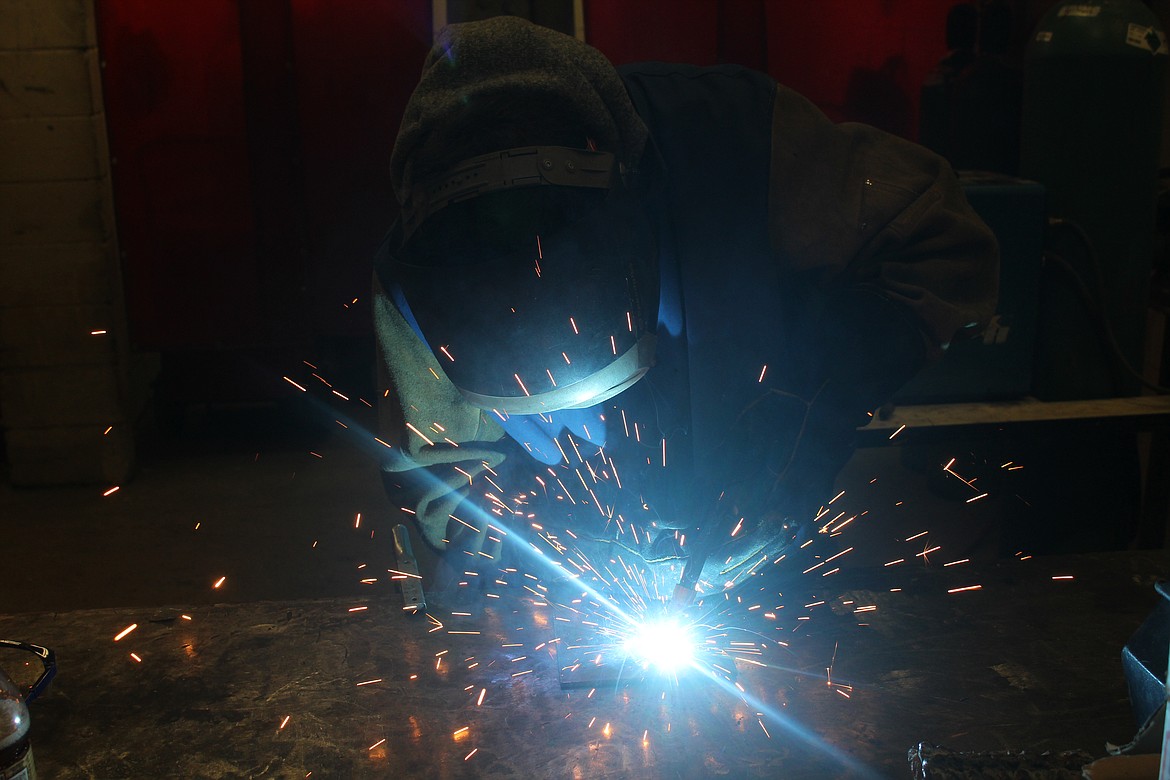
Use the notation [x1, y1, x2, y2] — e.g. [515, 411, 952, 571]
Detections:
[623, 618, 696, 673]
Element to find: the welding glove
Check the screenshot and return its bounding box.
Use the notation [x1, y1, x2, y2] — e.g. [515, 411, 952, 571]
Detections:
[693, 388, 862, 589]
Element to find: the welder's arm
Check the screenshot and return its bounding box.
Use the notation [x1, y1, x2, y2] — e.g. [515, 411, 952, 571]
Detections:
[768, 83, 999, 370]
[685, 91, 999, 592]
[373, 276, 510, 554]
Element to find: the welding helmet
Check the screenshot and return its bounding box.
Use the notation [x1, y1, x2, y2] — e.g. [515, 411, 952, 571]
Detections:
[386, 145, 659, 415]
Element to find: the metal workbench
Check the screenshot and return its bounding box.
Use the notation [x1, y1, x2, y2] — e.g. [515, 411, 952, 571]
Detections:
[2, 549, 1165, 779]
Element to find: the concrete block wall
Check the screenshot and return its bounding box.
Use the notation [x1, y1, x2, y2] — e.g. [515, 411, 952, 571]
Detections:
[0, 0, 135, 485]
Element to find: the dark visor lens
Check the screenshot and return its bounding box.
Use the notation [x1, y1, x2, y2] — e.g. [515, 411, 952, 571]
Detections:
[393, 185, 658, 405]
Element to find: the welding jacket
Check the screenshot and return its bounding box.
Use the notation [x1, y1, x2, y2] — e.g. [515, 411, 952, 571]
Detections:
[373, 63, 999, 558]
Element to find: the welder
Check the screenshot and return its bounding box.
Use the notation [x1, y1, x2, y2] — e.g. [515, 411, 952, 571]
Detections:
[373, 16, 998, 595]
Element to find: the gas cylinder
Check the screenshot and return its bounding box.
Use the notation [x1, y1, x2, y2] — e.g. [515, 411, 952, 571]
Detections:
[0, 668, 33, 780]
[1021, 0, 1168, 399]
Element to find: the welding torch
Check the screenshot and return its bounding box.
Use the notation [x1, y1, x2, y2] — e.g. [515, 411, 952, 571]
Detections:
[670, 546, 708, 610]
[670, 508, 739, 611]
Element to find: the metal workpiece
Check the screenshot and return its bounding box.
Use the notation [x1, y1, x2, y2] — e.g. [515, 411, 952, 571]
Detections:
[0, 551, 1163, 778]
[0, 594, 813, 779]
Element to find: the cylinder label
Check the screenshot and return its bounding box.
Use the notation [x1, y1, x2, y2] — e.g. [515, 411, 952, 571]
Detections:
[1127, 23, 1168, 56]
[1058, 5, 1100, 17]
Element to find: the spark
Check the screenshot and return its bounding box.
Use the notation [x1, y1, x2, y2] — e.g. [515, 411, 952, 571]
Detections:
[515, 373, 531, 396]
[354, 513, 361, 528]
[440, 345, 454, 362]
[948, 585, 983, 594]
[569, 317, 579, 335]
[90, 329, 107, 335]
[103, 426, 113, 435]
[279, 715, 290, 730]
[282, 376, 307, 392]
[103, 486, 120, 497]
[129, 653, 142, 663]
[464, 749, 478, 761]
[888, 424, 906, 440]
[1052, 575, 1074, 581]
[405, 422, 436, 446]
[368, 738, 386, 751]
[355, 678, 382, 686]
[114, 624, 137, 641]
[758, 364, 768, 383]
[476, 688, 486, 706]
[824, 546, 854, 563]
[213, 576, 226, 589]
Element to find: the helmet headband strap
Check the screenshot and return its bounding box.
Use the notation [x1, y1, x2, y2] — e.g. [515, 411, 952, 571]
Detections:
[401, 146, 619, 240]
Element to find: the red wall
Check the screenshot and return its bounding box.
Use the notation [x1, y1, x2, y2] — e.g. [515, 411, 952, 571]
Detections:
[588, 0, 953, 136]
[97, 0, 256, 350]
[765, 1, 952, 135]
[97, 0, 431, 351]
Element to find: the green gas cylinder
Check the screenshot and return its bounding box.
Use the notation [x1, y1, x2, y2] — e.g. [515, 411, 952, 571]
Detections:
[1021, 0, 1167, 399]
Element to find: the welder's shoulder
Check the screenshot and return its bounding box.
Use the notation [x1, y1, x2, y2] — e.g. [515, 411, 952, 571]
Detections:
[617, 62, 778, 148]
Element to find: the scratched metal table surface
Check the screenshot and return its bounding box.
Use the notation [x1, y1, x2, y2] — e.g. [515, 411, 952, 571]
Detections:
[1, 550, 1165, 780]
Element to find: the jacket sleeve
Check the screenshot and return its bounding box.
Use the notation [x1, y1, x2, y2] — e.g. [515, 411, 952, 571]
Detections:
[373, 273, 510, 552]
[768, 84, 999, 366]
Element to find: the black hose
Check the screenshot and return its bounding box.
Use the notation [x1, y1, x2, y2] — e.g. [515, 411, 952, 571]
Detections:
[1046, 218, 1169, 395]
